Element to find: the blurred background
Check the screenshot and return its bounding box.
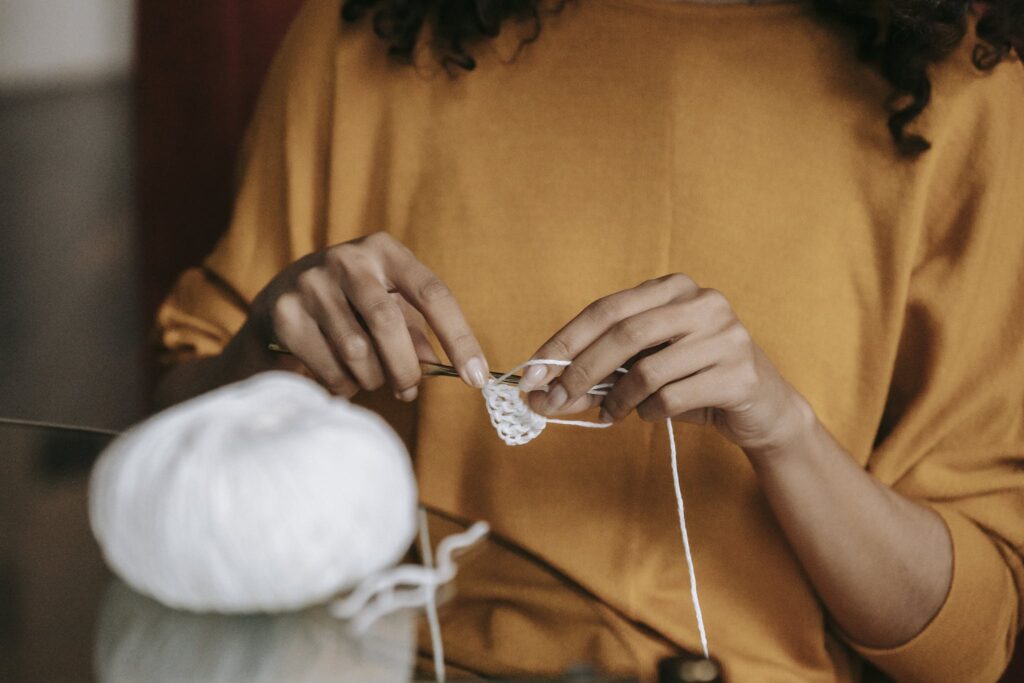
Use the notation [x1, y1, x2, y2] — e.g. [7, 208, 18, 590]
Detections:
[0, 0, 304, 431]
[1, 0, 138, 430]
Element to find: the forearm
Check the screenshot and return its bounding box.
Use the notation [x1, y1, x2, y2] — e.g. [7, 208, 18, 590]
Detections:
[746, 401, 953, 649]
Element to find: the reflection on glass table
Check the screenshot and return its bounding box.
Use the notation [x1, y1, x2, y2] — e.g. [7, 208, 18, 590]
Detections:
[0, 419, 714, 682]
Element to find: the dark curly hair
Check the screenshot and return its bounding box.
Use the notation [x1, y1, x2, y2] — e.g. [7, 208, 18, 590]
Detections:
[340, 0, 1022, 157]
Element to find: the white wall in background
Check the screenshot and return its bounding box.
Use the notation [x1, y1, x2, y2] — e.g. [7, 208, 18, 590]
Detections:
[0, 0, 133, 90]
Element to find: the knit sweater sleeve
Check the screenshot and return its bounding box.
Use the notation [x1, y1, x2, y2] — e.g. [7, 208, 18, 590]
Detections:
[848, 52, 1024, 682]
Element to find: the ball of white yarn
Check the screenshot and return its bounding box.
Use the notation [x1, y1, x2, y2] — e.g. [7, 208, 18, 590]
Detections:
[89, 371, 418, 613]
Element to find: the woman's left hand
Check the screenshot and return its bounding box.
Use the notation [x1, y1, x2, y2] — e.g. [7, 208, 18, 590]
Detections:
[520, 273, 814, 454]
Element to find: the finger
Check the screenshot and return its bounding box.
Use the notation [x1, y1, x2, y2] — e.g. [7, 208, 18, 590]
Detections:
[520, 274, 699, 392]
[673, 408, 715, 426]
[552, 300, 709, 408]
[527, 389, 601, 416]
[271, 293, 359, 397]
[600, 334, 725, 422]
[636, 369, 734, 422]
[337, 265, 422, 401]
[300, 274, 387, 392]
[407, 322, 442, 365]
[387, 248, 489, 388]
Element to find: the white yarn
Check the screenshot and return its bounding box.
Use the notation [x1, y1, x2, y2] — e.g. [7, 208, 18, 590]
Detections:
[484, 359, 710, 659]
[89, 371, 419, 614]
[329, 516, 489, 683]
[330, 520, 490, 633]
[482, 359, 623, 446]
[667, 418, 709, 659]
[418, 509, 447, 683]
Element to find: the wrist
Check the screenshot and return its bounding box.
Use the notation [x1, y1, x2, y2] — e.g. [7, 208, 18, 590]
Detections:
[744, 391, 821, 468]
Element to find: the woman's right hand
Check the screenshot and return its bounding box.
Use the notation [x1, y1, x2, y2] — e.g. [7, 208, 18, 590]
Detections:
[237, 231, 489, 401]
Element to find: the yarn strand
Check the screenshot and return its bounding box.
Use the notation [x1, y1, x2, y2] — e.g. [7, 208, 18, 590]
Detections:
[418, 509, 447, 683]
[483, 359, 709, 660]
[667, 418, 709, 658]
[329, 520, 489, 634]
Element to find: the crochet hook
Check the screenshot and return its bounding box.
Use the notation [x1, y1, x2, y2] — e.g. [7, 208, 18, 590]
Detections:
[267, 343, 523, 387]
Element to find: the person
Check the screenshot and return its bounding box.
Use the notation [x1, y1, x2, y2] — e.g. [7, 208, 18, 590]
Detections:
[154, 0, 1024, 679]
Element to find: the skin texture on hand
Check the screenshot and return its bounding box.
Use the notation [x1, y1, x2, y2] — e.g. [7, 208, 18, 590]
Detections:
[520, 273, 806, 452]
[155, 232, 489, 409]
[520, 273, 954, 649]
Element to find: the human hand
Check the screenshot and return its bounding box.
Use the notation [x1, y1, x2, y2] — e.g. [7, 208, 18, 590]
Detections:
[520, 274, 813, 453]
[240, 231, 489, 400]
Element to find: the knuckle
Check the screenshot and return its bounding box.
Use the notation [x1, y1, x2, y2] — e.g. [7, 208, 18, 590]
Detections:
[391, 368, 421, 392]
[365, 231, 404, 258]
[724, 322, 752, 350]
[632, 358, 663, 391]
[561, 360, 593, 390]
[447, 331, 478, 353]
[654, 388, 679, 416]
[364, 299, 403, 329]
[614, 318, 649, 346]
[270, 294, 304, 333]
[699, 287, 731, 313]
[326, 242, 360, 268]
[663, 272, 697, 294]
[294, 269, 323, 296]
[417, 277, 453, 305]
[338, 332, 371, 361]
[544, 336, 573, 360]
[584, 297, 620, 326]
[364, 231, 393, 247]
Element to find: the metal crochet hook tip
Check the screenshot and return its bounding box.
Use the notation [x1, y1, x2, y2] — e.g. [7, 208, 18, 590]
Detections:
[267, 343, 523, 388]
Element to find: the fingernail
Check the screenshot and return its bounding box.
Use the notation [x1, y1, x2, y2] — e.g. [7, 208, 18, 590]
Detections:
[542, 384, 567, 414]
[464, 357, 488, 388]
[519, 365, 547, 392]
[599, 408, 612, 423]
[397, 386, 418, 402]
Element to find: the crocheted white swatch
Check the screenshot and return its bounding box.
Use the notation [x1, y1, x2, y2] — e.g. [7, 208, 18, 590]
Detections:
[482, 359, 619, 446]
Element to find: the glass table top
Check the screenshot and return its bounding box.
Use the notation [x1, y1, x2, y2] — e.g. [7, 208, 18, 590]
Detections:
[0, 419, 713, 683]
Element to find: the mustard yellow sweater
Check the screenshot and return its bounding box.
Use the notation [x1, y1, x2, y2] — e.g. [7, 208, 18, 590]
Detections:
[157, 0, 1024, 679]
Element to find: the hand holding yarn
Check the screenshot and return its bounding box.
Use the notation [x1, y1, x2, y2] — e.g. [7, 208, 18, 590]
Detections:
[482, 359, 621, 446]
[520, 273, 816, 456]
[232, 231, 490, 401]
[479, 357, 709, 658]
